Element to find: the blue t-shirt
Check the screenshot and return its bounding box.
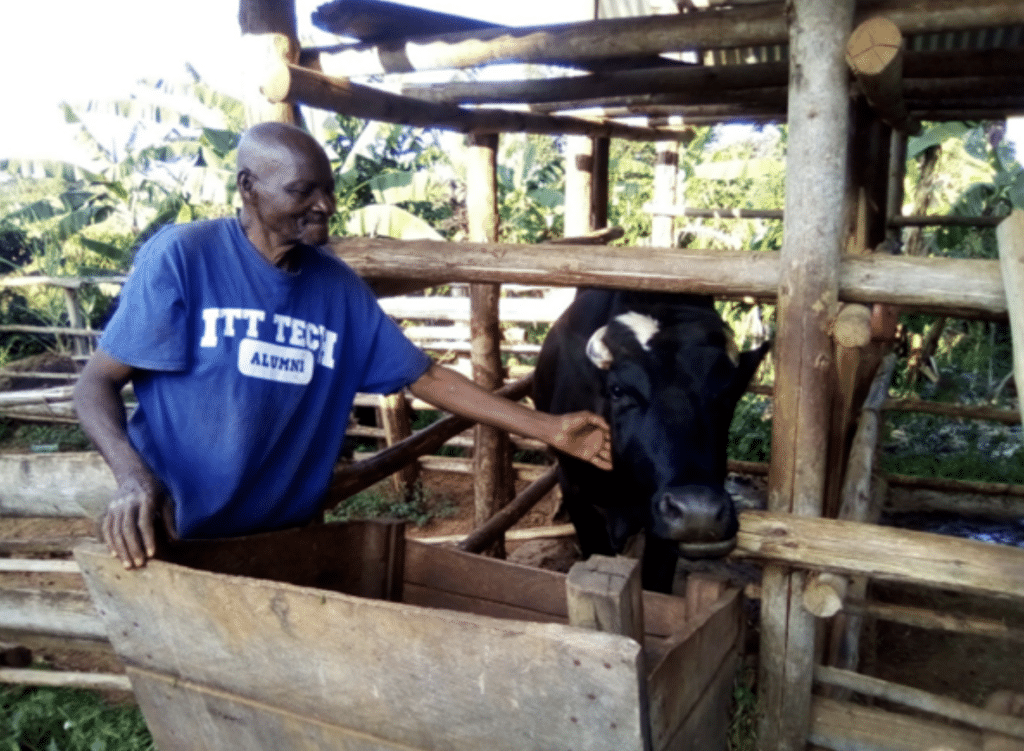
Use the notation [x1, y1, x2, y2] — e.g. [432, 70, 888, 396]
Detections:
[99, 217, 432, 538]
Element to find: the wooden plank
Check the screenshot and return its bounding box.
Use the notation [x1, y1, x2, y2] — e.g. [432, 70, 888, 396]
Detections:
[405, 541, 689, 639]
[0, 587, 106, 641]
[567, 555, 644, 643]
[75, 542, 649, 751]
[810, 695, 981, 751]
[735, 510, 1024, 599]
[997, 210, 1024, 426]
[647, 588, 742, 751]
[159, 521, 405, 601]
[0, 451, 113, 518]
[0, 667, 130, 692]
[126, 666, 424, 751]
[658, 647, 738, 751]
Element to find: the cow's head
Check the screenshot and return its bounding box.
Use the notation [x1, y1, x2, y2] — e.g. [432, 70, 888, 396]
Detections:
[586, 309, 769, 558]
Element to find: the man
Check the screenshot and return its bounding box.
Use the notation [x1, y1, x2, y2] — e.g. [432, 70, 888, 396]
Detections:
[73, 121, 611, 569]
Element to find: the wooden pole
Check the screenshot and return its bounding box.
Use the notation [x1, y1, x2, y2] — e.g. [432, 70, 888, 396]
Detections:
[591, 137, 610, 232]
[330, 237, 1013, 319]
[759, 0, 853, 748]
[458, 467, 558, 554]
[238, 0, 300, 126]
[262, 63, 694, 142]
[377, 392, 418, 496]
[564, 136, 595, 239]
[736, 510, 1024, 600]
[466, 134, 514, 555]
[327, 376, 533, 503]
[997, 210, 1024, 426]
[651, 127, 679, 248]
[314, 1, 1024, 77]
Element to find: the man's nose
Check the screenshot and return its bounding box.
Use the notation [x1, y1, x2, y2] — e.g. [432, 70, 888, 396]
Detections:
[312, 189, 336, 214]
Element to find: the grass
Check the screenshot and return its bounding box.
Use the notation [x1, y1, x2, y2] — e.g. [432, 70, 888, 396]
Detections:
[0, 684, 153, 751]
[0, 420, 92, 452]
[325, 480, 457, 528]
[727, 660, 759, 751]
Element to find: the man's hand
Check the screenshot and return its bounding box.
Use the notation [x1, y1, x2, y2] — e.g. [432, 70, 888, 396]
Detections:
[101, 473, 166, 569]
[550, 411, 613, 471]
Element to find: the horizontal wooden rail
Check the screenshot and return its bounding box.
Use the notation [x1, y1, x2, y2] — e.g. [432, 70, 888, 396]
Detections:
[815, 665, 1024, 740]
[733, 510, 1024, 599]
[331, 237, 1012, 318]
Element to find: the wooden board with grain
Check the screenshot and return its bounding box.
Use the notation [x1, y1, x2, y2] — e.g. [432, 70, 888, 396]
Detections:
[76, 541, 650, 751]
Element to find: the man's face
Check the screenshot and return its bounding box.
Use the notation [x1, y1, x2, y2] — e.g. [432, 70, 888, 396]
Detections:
[248, 142, 337, 248]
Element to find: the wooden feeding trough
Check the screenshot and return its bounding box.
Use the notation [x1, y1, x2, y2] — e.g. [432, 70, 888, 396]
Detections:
[74, 521, 741, 751]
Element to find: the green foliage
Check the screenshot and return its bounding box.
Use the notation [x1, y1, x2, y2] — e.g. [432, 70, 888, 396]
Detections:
[0, 420, 92, 451]
[325, 481, 456, 528]
[882, 411, 1024, 484]
[728, 661, 759, 751]
[608, 140, 656, 244]
[0, 684, 153, 751]
[728, 394, 773, 464]
[496, 134, 564, 243]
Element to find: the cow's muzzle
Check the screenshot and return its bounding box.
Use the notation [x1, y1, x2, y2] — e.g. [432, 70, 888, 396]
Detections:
[652, 485, 738, 559]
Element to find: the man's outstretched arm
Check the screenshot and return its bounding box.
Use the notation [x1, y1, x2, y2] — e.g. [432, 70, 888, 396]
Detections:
[408, 363, 612, 471]
[73, 350, 165, 569]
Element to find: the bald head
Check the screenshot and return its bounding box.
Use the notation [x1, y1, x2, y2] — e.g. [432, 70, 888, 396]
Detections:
[237, 122, 329, 177]
[236, 122, 337, 264]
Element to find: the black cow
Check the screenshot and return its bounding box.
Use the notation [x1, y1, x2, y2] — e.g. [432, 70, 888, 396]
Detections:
[533, 289, 770, 593]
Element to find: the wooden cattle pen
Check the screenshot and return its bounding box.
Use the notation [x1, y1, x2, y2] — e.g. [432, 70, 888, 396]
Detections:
[5, 0, 1024, 749]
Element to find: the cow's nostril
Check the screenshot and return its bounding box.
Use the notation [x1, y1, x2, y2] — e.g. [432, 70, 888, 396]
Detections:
[659, 493, 684, 520]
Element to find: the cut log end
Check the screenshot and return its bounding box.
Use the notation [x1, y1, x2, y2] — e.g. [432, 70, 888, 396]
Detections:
[846, 16, 903, 76]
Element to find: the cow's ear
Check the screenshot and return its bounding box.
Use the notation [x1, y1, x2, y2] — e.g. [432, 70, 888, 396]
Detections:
[586, 326, 613, 369]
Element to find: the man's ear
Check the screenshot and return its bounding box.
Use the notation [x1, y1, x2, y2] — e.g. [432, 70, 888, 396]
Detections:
[237, 170, 256, 199]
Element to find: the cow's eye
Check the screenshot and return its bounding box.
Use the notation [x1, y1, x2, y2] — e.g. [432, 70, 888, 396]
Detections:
[609, 384, 626, 400]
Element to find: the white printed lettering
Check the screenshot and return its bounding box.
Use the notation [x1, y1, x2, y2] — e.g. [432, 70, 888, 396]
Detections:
[239, 309, 265, 338]
[200, 308, 221, 347]
[289, 319, 306, 348]
[221, 308, 243, 337]
[238, 339, 314, 385]
[319, 328, 338, 369]
[273, 314, 292, 343]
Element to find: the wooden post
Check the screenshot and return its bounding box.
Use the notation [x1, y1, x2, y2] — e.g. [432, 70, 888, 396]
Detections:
[651, 127, 679, 248]
[61, 288, 88, 356]
[377, 392, 418, 496]
[467, 133, 514, 555]
[997, 210, 1024, 427]
[238, 0, 300, 126]
[566, 555, 644, 644]
[591, 136, 610, 231]
[759, 0, 854, 749]
[565, 135, 595, 238]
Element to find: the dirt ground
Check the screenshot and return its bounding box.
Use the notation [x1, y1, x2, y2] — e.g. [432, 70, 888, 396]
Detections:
[3, 469, 1024, 723]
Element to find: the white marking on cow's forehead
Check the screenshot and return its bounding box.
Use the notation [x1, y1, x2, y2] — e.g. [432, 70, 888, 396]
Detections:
[615, 312, 660, 350]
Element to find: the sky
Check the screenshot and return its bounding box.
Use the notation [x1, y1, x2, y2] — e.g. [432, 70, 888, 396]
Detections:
[2, 0, 1022, 163]
[0, 0, 591, 162]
